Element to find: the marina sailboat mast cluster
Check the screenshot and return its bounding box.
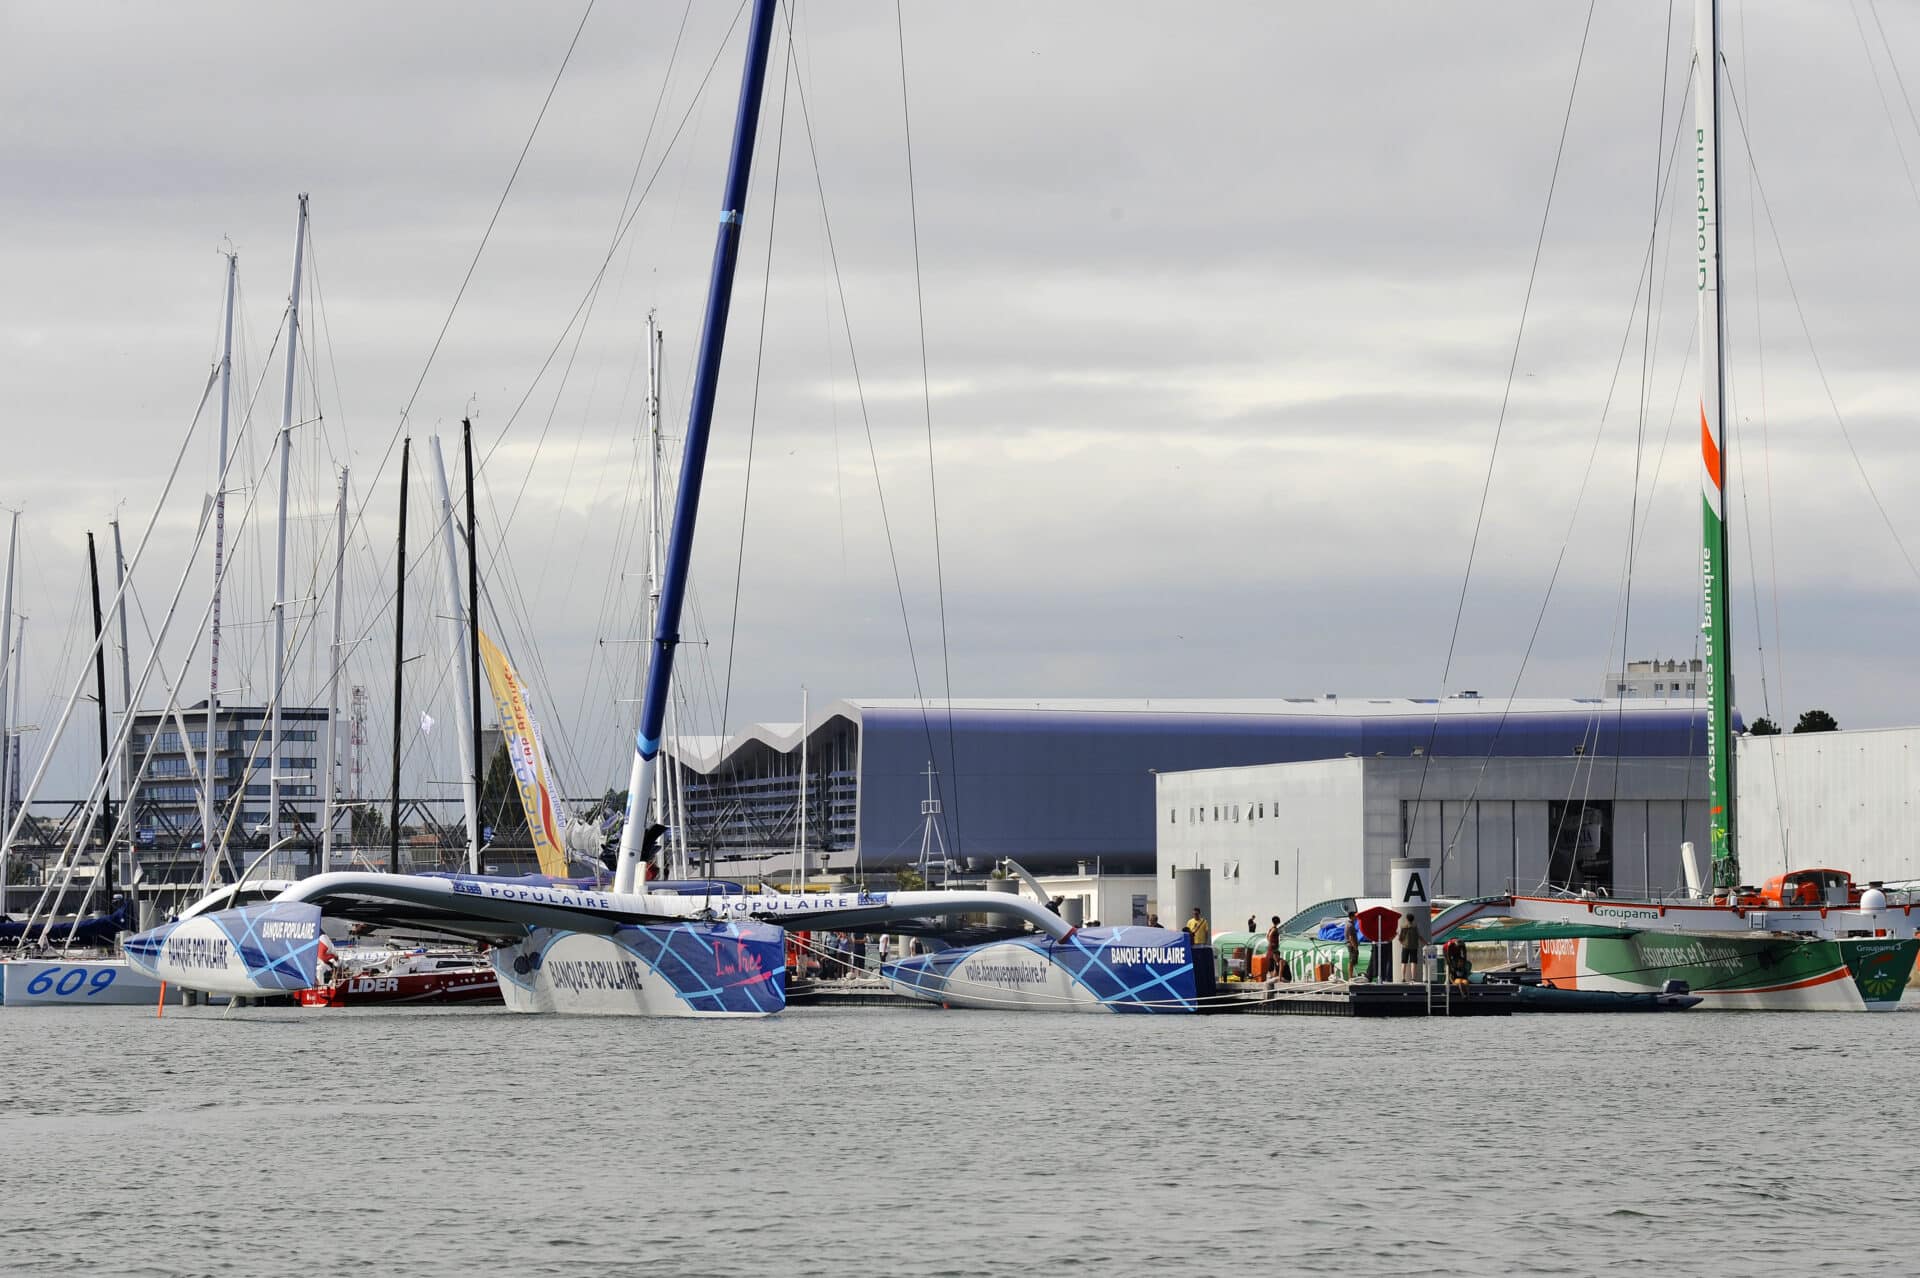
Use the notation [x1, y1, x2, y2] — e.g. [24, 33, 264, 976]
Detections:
[117, 0, 1192, 1018]
[39, 0, 1920, 1018]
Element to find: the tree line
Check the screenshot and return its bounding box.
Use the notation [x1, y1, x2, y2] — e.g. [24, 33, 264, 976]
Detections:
[1746, 709, 1839, 736]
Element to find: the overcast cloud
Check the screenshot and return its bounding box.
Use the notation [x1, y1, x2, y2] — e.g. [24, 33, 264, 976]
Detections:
[5, 1, 1920, 800]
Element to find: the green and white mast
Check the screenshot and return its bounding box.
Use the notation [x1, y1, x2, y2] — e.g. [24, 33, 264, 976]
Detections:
[1695, 0, 1737, 890]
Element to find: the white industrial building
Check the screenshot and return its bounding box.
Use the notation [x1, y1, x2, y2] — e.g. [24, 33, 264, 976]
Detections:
[1736, 726, 1920, 884]
[1606, 657, 1704, 700]
[1156, 754, 1711, 930]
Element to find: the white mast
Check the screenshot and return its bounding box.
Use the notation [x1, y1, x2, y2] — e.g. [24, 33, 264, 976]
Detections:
[111, 519, 135, 896]
[7, 620, 21, 819]
[320, 467, 347, 872]
[204, 250, 236, 882]
[666, 696, 689, 879]
[0, 511, 14, 910]
[797, 685, 808, 888]
[642, 311, 676, 874]
[428, 437, 481, 872]
[269, 195, 308, 849]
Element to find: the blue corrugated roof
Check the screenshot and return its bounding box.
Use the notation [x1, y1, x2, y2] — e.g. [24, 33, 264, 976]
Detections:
[843, 700, 1709, 872]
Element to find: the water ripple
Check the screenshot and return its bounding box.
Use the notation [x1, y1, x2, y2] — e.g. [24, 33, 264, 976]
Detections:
[2, 1004, 1918, 1274]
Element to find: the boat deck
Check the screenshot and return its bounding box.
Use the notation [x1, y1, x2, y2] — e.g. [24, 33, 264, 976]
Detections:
[785, 977, 920, 1008]
[1204, 980, 1518, 1017]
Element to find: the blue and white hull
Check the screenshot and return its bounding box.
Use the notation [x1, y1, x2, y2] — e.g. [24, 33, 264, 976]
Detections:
[883, 926, 1197, 1013]
[120, 871, 1082, 1017]
[122, 902, 324, 998]
[492, 921, 785, 1017]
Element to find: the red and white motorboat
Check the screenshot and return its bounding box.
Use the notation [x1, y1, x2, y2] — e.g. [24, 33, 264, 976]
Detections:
[297, 945, 502, 1008]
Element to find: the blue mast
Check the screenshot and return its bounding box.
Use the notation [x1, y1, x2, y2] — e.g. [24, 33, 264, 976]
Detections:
[614, 0, 779, 894]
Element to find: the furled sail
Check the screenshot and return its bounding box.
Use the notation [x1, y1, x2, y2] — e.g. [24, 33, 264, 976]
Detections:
[477, 630, 569, 876]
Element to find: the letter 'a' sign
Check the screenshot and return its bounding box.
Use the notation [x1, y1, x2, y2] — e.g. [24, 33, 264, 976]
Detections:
[1390, 857, 1431, 910]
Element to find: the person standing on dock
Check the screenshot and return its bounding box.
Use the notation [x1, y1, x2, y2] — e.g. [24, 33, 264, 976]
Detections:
[1185, 907, 1210, 947]
[1395, 912, 1420, 982]
[1265, 916, 1282, 981]
[1344, 909, 1361, 979]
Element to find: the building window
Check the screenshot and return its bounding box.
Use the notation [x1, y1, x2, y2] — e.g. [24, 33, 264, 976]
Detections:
[1686, 682, 1696, 693]
[1169, 808, 1176, 824]
[1616, 683, 1627, 695]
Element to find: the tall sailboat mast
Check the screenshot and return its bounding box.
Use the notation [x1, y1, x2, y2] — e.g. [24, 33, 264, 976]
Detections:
[321, 467, 348, 872]
[429, 436, 481, 872]
[204, 250, 236, 883]
[643, 315, 691, 879]
[1695, 0, 1737, 890]
[391, 440, 410, 875]
[111, 520, 135, 903]
[463, 417, 483, 866]
[0, 509, 16, 907]
[86, 533, 112, 875]
[614, 0, 779, 895]
[643, 311, 665, 852]
[270, 195, 308, 849]
[797, 685, 808, 887]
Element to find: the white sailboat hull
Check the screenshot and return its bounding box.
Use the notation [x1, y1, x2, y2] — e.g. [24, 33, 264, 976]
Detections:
[1, 957, 161, 1006]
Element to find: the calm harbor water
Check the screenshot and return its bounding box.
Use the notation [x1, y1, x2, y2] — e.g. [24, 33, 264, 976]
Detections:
[3, 1003, 1918, 1277]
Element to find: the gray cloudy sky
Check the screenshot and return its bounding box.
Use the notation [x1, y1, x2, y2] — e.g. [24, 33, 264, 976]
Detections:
[6, 1, 1920, 800]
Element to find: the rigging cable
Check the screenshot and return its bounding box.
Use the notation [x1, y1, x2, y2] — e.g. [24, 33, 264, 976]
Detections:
[1607, 0, 1677, 868]
[1408, 1, 1596, 855]
[390, 0, 597, 453]
[1721, 68, 1920, 588]
[1440, 37, 1698, 883]
[1733, 7, 1791, 856]
[1852, 0, 1920, 217]
[478, 0, 750, 479]
[227, 5, 602, 824]
[895, 0, 965, 860]
[787, 11, 958, 833]
[1867, 1, 1920, 170]
[714, 0, 796, 808]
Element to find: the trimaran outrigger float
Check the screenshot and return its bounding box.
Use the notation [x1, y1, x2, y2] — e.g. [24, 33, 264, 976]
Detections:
[124, 0, 1198, 1017]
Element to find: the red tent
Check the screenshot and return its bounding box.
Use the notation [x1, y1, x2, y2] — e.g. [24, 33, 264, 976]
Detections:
[1356, 905, 1401, 944]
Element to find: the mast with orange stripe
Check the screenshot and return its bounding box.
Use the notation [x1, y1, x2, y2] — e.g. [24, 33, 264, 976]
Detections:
[1694, 0, 1737, 890]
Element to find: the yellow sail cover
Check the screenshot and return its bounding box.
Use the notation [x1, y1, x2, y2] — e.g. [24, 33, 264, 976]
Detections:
[478, 630, 569, 877]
